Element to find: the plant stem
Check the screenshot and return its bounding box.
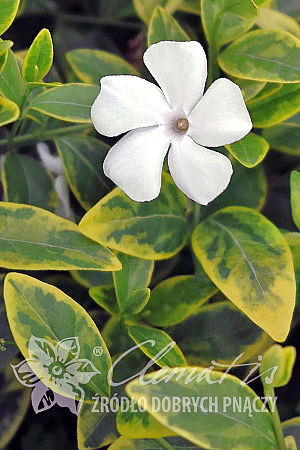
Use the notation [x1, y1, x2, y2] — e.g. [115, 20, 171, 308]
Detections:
[0, 124, 91, 149]
[59, 13, 141, 30]
[266, 388, 286, 450]
[155, 438, 175, 450]
[207, 42, 220, 88]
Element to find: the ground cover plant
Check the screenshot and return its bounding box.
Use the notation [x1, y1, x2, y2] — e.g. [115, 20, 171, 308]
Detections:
[1, 0, 300, 449]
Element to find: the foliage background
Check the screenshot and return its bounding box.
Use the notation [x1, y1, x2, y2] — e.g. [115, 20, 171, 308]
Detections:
[1, 0, 300, 449]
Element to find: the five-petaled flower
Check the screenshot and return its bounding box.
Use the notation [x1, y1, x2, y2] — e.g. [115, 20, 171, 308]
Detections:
[91, 41, 252, 205]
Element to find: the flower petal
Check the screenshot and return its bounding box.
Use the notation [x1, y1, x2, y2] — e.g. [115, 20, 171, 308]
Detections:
[168, 136, 233, 205]
[188, 78, 252, 147]
[103, 126, 173, 202]
[37, 142, 64, 175]
[91, 75, 172, 137]
[54, 175, 74, 221]
[143, 41, 207, 115]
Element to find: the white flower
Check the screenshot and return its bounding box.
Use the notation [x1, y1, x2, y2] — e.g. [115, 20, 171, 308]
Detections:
[37, 142, 74, 220]
[91, 41, 252, 205]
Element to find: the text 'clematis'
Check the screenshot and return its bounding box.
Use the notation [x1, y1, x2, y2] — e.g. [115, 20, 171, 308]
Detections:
[91, 41, 252, 205]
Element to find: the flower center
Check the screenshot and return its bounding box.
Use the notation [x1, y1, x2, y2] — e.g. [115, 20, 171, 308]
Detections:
[176, 118, 189, 132]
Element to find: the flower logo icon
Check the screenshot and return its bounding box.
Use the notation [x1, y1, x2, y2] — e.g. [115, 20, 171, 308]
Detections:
[11, 335, 100, 415]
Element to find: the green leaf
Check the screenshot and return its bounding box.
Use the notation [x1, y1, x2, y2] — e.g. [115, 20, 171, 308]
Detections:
[22, 29, 53, 82]
[225, 133, 269, 168]
[79, 173, 188, 260]
[109, 437, 199, 449]
[283, 418, 300, 448]
[66, 49, 139, 85]
[233, 78, 266, 102]
[133, 0, 181, 23]
[142, 274, 217, 327]
[78, 404, 118, 450]
[2, 153, 57, 212]
[148, 7, 189, 46]
[4, 273, 112, 401]
[259, 344, 296, 388]
[117, 407, 174, 440]
[0, 95, 19, 126]
[126, 289, 150, 316]
[203, 159, 267, 217]
[126, 367, 277, 449]
[291, 171, 300, 230]
[256, 8, 300, 40]
[128, 324, 187, 368]
[113, 252, 153, 314]
[0, 202, 121, 271]
[284, 231, 300, 318]
[0, 49, 8, 74]
[0, 50, 23, 105]
[0, 39, 13, 56]
[219, 30, 300, 83]
[170, 301, 270, 367]
[0, 364, 30, 449]
[0, 0, 20, 36]
[89, 285, 120, 316]
[192, 206, 296, 342]
[262, 113, 300, 155]
[71, 269, 113, 289]
[248, 83, 300, 128]
[247, 82, 282, 103]
[29, 83, 99, 123]
[55, 136, 110, 210]
[201, 0, 258, 49]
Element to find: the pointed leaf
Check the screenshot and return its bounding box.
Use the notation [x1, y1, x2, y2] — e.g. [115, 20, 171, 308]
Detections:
[4, 273, 112, 401]
[192, 206, 296, 342]
[66, 49, 138, 85]
[148, 7, 189, 46]
[0, 95, 19, 126]
[55, 136, 110, 210]
[219, 30, 300, 83]
[225, 133, 269, 168]
[201, 0, 258, 49]
[142, 274, 217, 327]
[0, 202, 121, 271]
[0, 0, 20, 36]
[22, 29, 53, 82]
[126, 367, 277, 450]
[127, 324, 187, 368]
[2, 153, 57, 212]
[79, 173, 188, 260]
[30, 83, 99, 123]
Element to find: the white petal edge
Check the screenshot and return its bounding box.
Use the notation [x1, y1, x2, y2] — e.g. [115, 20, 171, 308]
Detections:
[37, 142, 64, 175]
[144, 41, 207, 116]
[188, 78, 252, 147]
[168, 135, 233, 205]
[103, 126, 174, 202]
[91, 75, 173, 137]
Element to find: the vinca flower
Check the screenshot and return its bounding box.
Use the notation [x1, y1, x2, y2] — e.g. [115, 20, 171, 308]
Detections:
[91, 41, 252, 205]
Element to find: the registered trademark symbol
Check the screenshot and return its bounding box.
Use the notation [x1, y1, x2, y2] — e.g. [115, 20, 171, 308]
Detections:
[93, 346, 103, 356]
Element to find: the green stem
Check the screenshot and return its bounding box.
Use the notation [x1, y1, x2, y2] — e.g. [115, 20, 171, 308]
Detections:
[265, 387, 286, 450]
[207, 42, 220, 88]
[0, 124, 91, 149]
[155, 438, 175, 450]
[59, 13, 141, 30]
